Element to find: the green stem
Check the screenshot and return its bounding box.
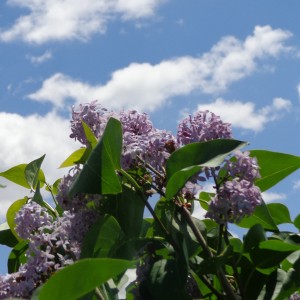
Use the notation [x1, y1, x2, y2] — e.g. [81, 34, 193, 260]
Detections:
[44, 181, 58, 207]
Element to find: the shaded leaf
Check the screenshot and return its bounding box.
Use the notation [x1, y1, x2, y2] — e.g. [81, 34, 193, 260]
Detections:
[8, 240, 28, 273]
[80, 215, 123, 259]
[0, 222, 18, 247]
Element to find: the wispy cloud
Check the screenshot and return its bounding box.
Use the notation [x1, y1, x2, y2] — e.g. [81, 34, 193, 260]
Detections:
[26, 50, 53, 64]
[197, 97, 292, 132]
[0, 0, 166, 44]
[27, 26, 293, 112]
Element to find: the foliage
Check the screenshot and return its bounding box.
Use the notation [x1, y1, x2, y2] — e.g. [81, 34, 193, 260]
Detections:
[1, 105, 300, 300]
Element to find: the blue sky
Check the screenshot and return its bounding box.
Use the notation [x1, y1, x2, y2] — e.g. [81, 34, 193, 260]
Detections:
[1, 0, 300, 275]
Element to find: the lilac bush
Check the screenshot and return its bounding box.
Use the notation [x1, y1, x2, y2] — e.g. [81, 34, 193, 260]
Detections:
[2, 102, 299, 299]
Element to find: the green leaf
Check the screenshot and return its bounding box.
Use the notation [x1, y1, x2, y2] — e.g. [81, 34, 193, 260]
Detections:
[38, 258, 135, 300]
[143, 258, 190, 300]
[69, 117, 122, 196]
[166, 139, 247, 179]
[237, 200, 278, 231]
[250, 240, 299, 269]
[250, 150, 300, 192]
[165, 139, 247, 200]
[259, 240, 300, 251]
[101, 185, 145, 239]
[257, 269, 287, 300]
[273, 258, 300, 300]
[0, 222, 18, 247]
[80, 215, 124, 259]
[82, 121, 98, 148]
[243, 223, 266, 253]
[25, 154, 45, 190]
[266, 203, 292, 225]
[8, 240, 28, 273]
[59, 148, 91, 168]
[6, 198, 28, 241]
[198, 191, 214, 211]
[294, 214, 300, 230]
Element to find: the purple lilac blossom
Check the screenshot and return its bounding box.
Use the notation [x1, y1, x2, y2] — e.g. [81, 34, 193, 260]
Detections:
[70, 101, 114, 146]
[225, 151, 260, 182]
[0, 202, 99, 299]
[177, 110, 232, 145]
[143, 129, 177, 172]
[56, 165, 101, 211]
[206, 179, 262, 223]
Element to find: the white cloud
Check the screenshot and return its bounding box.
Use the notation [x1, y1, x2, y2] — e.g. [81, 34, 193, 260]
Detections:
[26, 50, 53, 64]
[197, 97, 292, 132]
[27, 26, 293, 111]
[262, 191, 287, 203]
[0, 0, 165, 44]
[293, 180, 300, 189]
[0, 112, 79, 221]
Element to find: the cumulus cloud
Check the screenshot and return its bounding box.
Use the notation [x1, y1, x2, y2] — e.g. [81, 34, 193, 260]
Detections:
[0, 0, 165, 44]
[262, 191, 287, 203]
[27, 26, 293, 111]
[0, 112, 79, 221]
[26, 50, 53, 64]
[293, 180, 300, 190]
[197, 97, 292, 132]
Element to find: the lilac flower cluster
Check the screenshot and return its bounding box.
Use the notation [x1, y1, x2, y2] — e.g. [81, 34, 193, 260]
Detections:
[70, 100, 114, 146]
[177, 110, 232, 145]
[206, 179, 262, 223]
[0, 202, 99, 299]
[69, 102, 177, 172]
[206, 151, 262, 223]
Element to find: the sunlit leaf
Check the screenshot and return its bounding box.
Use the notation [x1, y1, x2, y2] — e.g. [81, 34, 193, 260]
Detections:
[25, 154, 45, 190]
[250, 150, 300, 192]
[6, 198, 28, 241]
[69, 117, 122, 196]
[38, 258, 135, 300]
[165, 139, 247, 200]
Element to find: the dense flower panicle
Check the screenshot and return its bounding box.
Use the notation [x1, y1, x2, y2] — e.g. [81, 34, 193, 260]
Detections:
[177, 110, 232, 145]
[70, 101, 114, 146]
[15, 202, 53, 240]
[206, 179, 262, 223]
[225, 151, 261, 182]
[1, 202, 99, 299]
[143, 130, 177, 171]
[56, 166, 101, 211]
[120, 110, 153, 136]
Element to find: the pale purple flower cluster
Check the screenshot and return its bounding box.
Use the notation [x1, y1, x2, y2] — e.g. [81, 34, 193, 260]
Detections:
[206, 151, 262, 223]
[70, 100, 114, 146]
[206, 179, 262, 223]
[225, 151, 260, 182]
[69, 102, 178, 172]
[177, 110, 232, 145]
[0, 202, 98, 299]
